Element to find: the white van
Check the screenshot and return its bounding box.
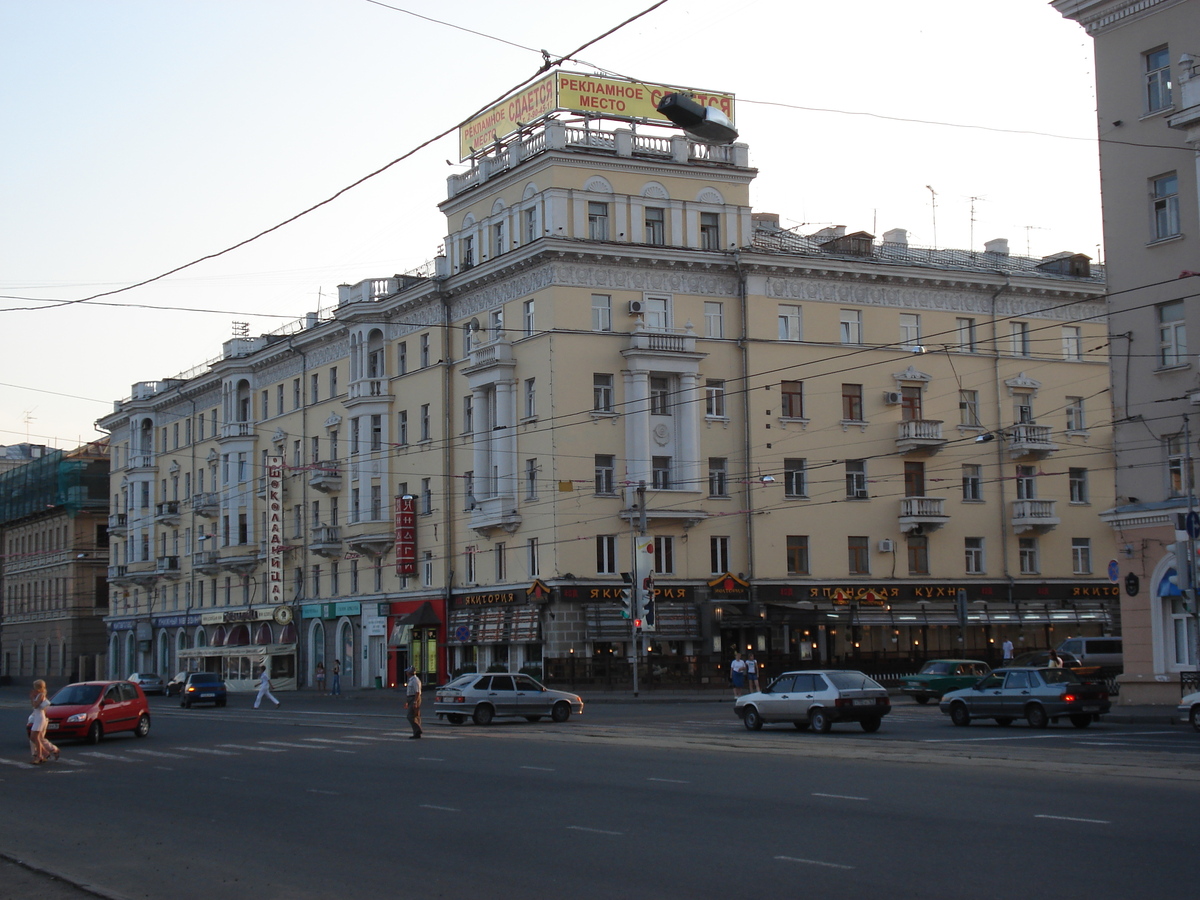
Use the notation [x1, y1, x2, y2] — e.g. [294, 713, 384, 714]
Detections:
[1057, 636, 1122, 669]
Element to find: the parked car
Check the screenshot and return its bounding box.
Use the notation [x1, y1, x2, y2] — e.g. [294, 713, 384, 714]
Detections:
[734, 669, 891, 733]
[939, 666, 1111, 728]
[165, 672, 188, 697]
[44, 681, 151, 744]
[1057, 636, 1123, 670]
[126, 672, 165, 695]
[899, 659, 991, 704]
[180, 672, 228, 708]
[1007, 649, 1099, 678]
[434, 673, 583, 725]
[1177, 691, 1200, 732]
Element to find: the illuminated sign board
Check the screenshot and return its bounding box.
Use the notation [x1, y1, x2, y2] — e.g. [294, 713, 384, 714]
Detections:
[458, 72, 736, 159]
[266, 455, 285, 608]
[396, 494, 417, 576]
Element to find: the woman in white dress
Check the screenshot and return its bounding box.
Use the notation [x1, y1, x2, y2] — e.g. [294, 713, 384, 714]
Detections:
[28, 680, 59, 764]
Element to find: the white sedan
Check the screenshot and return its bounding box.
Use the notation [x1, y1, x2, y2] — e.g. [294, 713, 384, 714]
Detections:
[1177, 691, 1200, 732]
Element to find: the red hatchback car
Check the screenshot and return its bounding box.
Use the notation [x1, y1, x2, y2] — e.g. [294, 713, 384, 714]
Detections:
[44, 681, 152, 744]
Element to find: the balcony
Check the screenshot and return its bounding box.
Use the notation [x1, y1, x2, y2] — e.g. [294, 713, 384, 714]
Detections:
[470, 496, 522, 536]
[194, 551, 221, 574]
[898, 496, 951, 533]
[108, 564, 130, 583]
[346, 529, 395, 558]
[128, 454, 156, 471]
[1007, 423, 1057, 459]
[310, 525, 344, 558]
[155, 556, 181, 579]
[625, 322, 700, 357]
[108, 513, 128, 535]
[155, 501, 181, 525]
[193, 492, 220, 518]
[219, 421, 258, 441]
[125, 560, 159, 587]
[347, 379, 393, 403]
[309, 462, 343, 493]
[1011, 499, 1059, 534]
[895, 419, 947, 454]
[218, 547, 260, 574]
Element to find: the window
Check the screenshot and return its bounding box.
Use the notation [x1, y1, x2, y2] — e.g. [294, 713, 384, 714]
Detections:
[1153, 172, 1182, 241]
[904, 461, 925, 498]
[846, 460, 867, 499]
[420, 333, 431, 368]
[421, 478, 432, 515]
[710, 536, 730, 574]
[588, 201, 610, 240]
[1069, 468, 1089, 504]
[786, 535, 810, 575]
[907, 534, 929, 575]
[463, 395, 473, 434]
[653, 536, 675, 574]
[784, 459, 807, 498]
[490, 309, 504, 337]
[596, 535, 617, 574]
[463, 471, 474, 508]
[780, 380, 804, 419]
[524, 207, 538, 243]
[370, 415, 382, 452]
[423, 551, 434, 587]
[524, 378, 536, 419]
[1015, 465, 1036, 500]
[900, 385, 922, 422]
[351, 488, 360, 523]
[704, 301, 724, 338]
[592, 294, 612, 332]
[1158, 299, 1186, 366]
[526, 538, 540, 577]
[955, 317, 977, 352]
[708, 458, 728, 497]
[842, 383, 864, 421]
[705, 380, 726, 417]
[778, 304, 802, 341]
[370, 485, 382, 520]
[495, 542, 507, 581]
[310, 373, 320, 404]
[1145, 46, 1172, 113]
[848, 536, 870, 575]
[1072, 538, 1092, 575]
[329, 366, 338, 397]
[1019, 537, 1039, 575]
[840, 309, 862, 345]
[1014, 392, 1034, 424]
[652, 456, 672, 489]
[593, 374, 614, 413]
[492, 221, 505, 257]
[1167, 433, 1193, 496]
[965, 537, 984, 574]
[522, 299, 535, 337]
[397, 341, 407, 375]
[416, 404, 429, 442]
[645, 207, 665, 245]
[525, 459, 538, 500]
[1011, 322, 1030, 357]
[899, 313, 922, 350]
[959, 390, 980, 428]
[1062, 325, 1083, 361]
[962, 464, 983, 501]
[462, 235, 474, 269]
[397, 411, 408, 446]
[650, 376, 672, 416]
[293, 378, 302, 409]
[644, 296, 670, 330]
[1066, 396, 1086, 432]
[595, 455, 615, 494]
[465, 545, 477, 584]
[700, 212, 720, 250]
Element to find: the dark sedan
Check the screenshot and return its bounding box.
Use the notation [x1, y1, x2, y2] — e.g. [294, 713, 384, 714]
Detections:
[180, 672, 228, 708]
[940, 667, 1110, 728]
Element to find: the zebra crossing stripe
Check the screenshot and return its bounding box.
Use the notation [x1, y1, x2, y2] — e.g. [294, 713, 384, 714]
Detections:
[78, 751, 139, 763]
[217, 744, 286, 753]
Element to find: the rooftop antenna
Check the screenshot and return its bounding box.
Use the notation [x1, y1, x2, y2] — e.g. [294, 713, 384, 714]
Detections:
[232, 321, 250, 339]
[925, 185, 938, 249]
[1021, 225, 1048, 257]
[22, 408, 36, 442]
[967, 195, 986, 252]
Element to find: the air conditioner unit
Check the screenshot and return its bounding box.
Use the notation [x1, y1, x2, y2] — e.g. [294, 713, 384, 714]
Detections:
[854, 489, 869, 500]
[883, 390, 903, 405]
[878, 539, 895, 553]
[629, 299, 645, 315]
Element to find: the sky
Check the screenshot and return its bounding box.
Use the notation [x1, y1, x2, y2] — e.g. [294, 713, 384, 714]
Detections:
[0, 0, 1101, 450]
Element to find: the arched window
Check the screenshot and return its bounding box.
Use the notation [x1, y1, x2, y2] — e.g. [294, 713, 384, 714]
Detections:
[367, 329, 385, 379]
[339, 620, 355, 687]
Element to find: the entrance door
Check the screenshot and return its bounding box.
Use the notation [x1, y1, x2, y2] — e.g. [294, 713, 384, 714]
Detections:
[412, 627, 438, 685]
[368, 635, 384, 688]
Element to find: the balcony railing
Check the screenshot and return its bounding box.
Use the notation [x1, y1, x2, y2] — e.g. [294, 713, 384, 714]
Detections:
[896, 419, 946, 454]
[155, 556, 180, 578]
[310, 525, 344, 558]
[155, 501, 181, 523]
[194, 551, 221, 573]
[1011, 499, 1059, 533]
[348, 379, 391, 400]
[220, 421, 256, 440]
[309, 462, 343, 493]
[898, 496, 951, 533]
[108, 513, 128, 533]
[193, 492, 220, 518]
[1007, 423, 1057, 459]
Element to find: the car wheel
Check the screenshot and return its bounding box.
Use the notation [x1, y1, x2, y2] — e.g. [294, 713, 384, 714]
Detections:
[949, 703, 971, 727]
[743, 707, 763, 731]
[447, 714, 465, 725]
[551, 702, 571, 723]
[809, 708, 832, 733]
[1190, 706, 1200, 733]
[1026, 704, 1050, 729]
[860, 717, 882, 733]
[793, 720, 809, 731]
[913, 695, 930, 705]
[134, 715, 151, 738]
[1069, 714, 1093, 729]
[86, 722, 102, 745]
[995, 717, 1014, 727]
[525, 716, 543, 723]
[473, 704, 495, 726]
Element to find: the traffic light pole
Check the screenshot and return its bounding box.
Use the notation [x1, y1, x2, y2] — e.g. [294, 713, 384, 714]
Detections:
[630, 482, 648, 698]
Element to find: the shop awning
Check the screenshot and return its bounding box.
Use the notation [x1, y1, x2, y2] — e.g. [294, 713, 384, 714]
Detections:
[179, 643, 296, 659]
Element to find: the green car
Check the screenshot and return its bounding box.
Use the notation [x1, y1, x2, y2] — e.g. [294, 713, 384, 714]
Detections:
[900, 659, 991, 704]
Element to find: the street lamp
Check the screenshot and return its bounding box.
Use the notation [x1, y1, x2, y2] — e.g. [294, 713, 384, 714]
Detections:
[656, 93, 738, 144]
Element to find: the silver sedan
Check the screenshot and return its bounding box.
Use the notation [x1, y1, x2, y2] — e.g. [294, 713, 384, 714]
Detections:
[127, 672, 165, 695]
[434, 673, 583, 725]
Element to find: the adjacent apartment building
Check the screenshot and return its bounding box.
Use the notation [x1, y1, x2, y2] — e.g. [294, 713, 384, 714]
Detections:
[97, 106, 1115, 693]
[1054, 0, 1200, 703]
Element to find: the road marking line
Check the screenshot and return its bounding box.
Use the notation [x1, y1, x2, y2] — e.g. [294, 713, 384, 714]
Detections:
[420, 804, 460, 812]
[176, 747, 238, 755]
[78, 751, 138, 763]
[302, 738, 360, 745]
[51, 758, 87, 767]
[521, 765, 555, 771]
[418, 757, 445, 762]
[0, 759, 36, 769]
[776, 856, 854, 870]
[922, 734, 1064, 743]
[308, 789, 339, 795]
[1035, 814, 1111, 825]
[647, 777, 690, 784]
[567, 826, 623, 836]
[812, 793, 869, 801]
[217, 744, 286, 753]
[127, 749, 188, 759]
[259, 741, 317, 749]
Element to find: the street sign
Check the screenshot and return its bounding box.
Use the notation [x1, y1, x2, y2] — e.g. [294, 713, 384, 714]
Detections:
[1107, 559, 1120, 584]
[1186, 511, 1200, 539]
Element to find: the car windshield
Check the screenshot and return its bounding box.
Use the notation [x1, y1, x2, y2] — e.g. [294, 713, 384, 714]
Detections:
[919, 662, 952, 675]
[826, 671, 884, 691]
[51, 684, 103, 706]
[190, 674, 220, 684]
[1039, 668, 1081, 684]
[443, 674, 478, 689]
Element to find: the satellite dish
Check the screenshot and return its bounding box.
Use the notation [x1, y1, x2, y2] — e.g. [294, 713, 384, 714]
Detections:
[468, 317, 481, 332]
[656, 93, 738, 144]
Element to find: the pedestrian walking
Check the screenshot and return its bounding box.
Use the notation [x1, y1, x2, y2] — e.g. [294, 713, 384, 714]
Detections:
[315, 661, 326, 694]
[331, 660, 341, 697]
[745, 651, 760, 693]
[729, 651, 747, 699]
[28, 680, 58, 764]
[1047, 649, 1063, 668]
[253, 666, 281, 709]
[404, 666, 422, 739]
[1001, 638, 1014, 664]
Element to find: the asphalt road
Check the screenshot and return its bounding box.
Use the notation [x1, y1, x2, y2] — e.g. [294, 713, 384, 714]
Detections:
[2, 694, 1197, 900]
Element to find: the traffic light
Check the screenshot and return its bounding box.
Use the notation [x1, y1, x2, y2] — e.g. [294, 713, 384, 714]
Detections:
[618, 586, 632, 619]
[634, 618, 643, 631]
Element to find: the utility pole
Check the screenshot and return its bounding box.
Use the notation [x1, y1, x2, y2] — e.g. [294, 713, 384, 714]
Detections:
[629, 481, 648, 697]
[1186, 418, 1200, 674]
[925, 185, 938, 249]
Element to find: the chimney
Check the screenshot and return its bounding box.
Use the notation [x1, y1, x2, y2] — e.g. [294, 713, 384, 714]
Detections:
[752, 212, 781, 230]
[882, 228, 908, 247]
[984, 238, 1009, 256]
[812, 225, 846, 240]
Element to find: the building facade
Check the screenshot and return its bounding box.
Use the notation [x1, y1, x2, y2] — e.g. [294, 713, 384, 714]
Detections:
[1055, 0, 1200, 704]
[0, 442, 111, 685]
[98, 115, 1115, 692]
